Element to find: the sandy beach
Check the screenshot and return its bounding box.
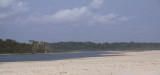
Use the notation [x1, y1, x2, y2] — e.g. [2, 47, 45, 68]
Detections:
[0, 50, 160, 75]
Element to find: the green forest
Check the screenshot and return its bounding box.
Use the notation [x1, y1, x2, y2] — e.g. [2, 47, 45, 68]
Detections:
[0, 38, 160, 54]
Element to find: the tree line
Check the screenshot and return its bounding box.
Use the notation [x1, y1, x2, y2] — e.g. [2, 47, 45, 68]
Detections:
[0, 38, 160, 54]
[0, 39, 31, 53]
[50, 42, 160, 51]
[0, 39, 49, 54]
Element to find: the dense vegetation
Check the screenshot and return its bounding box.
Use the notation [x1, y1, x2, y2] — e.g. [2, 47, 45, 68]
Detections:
[50, 42, 160, 51]
[0, 39, 31, 53]
[0, 39, 49, 54]
[0, 38, 160, 54]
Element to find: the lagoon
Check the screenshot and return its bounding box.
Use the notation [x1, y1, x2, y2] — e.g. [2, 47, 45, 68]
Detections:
[0, 51, 120, 62]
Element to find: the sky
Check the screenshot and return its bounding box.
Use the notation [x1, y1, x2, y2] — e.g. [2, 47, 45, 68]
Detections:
[0, 0, 160, 43]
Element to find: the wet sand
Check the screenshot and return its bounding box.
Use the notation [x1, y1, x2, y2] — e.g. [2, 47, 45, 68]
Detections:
[0, 50, 160, 75]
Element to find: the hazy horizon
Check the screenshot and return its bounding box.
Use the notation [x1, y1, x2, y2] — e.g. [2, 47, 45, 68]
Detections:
[0, 0, 160, 43]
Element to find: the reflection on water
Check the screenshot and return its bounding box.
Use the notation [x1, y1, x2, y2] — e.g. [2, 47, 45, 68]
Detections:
[0, 51, 121, 62]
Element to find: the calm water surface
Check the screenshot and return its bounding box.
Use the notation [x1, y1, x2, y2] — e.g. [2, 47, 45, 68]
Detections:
[0, 51, 120, 62]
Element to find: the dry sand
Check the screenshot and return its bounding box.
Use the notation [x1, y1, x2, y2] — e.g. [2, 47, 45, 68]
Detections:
[0, 50, 160, 75]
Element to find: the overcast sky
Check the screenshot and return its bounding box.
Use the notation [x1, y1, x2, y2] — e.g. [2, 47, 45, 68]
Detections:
[0, 0, 160, 43]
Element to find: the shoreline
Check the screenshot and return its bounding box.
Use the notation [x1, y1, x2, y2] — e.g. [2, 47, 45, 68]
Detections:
[0, 50, 160, 75]
[0, 49, 159, 55]
[0, 51, 75, 55]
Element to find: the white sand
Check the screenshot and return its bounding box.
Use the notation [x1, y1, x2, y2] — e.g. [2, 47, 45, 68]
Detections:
[0, 50, 160, 75]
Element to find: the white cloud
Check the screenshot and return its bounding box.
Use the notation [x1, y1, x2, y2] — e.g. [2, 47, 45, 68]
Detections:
[89, 0, 104, 9]
[0, 13, 8, 19]
[0, 0, 28, 19]
[12, 1, 28, 12]
[51, 7, 89, 23]
[0, 0, 14, 8]
[118, 16, 129, 21]
[24, 6, 90, 24]
[92, 13, 118, 24]
[18, 0, 129, 26]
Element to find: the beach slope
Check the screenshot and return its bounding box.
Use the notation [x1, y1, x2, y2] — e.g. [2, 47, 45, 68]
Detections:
[0, 50, 160, 75]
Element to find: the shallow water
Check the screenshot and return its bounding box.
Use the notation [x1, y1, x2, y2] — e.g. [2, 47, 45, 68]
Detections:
[0, 51, 120, 62]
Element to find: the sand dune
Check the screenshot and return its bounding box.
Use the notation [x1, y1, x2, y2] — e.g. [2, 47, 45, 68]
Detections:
[0, 50, 160, 75]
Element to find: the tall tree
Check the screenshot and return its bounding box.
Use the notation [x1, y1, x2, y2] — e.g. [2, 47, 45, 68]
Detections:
[29, 40, 39, 54]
